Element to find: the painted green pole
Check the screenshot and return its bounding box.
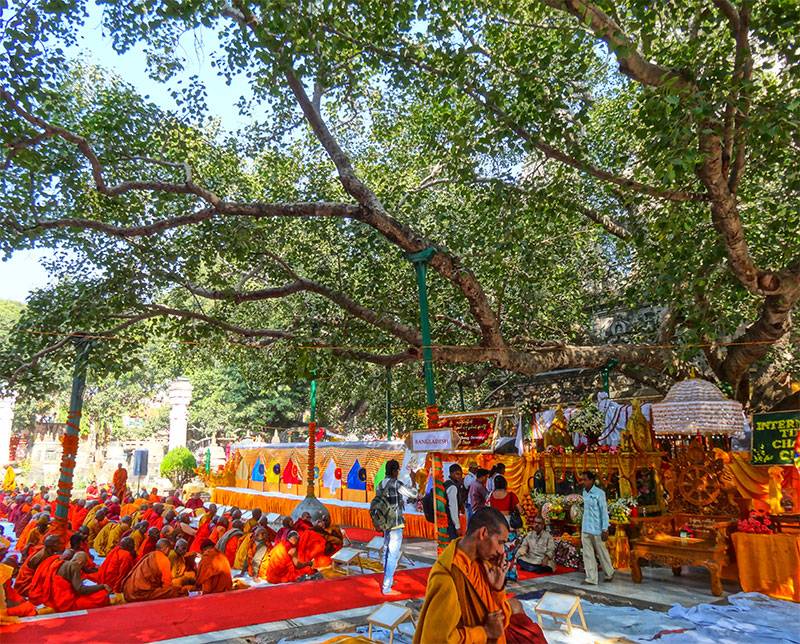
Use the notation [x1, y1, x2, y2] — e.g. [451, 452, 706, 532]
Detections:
[385, 366, 393, 441]
[601, 358, 619, 394]
[407, 247, 448, 553]
[53, 339, 92, 535]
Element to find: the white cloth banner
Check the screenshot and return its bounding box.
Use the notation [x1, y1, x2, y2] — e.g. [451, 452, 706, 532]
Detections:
[322, 458, 341, 494]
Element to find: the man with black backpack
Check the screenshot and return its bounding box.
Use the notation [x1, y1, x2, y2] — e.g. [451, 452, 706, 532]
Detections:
[372, 459, 418, 595]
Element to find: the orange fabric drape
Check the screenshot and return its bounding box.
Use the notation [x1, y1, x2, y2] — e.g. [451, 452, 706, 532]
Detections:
[211, 488, 434, 539]
[732, 532, 800, 602]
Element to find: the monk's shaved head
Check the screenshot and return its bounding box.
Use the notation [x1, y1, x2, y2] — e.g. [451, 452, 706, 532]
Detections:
[156, 538, 171, 553]
[147, 527, 160, 539]
[43, 534, 63, 551]
[175, 538, 188, 555]
[121, 516, 132, 525]
[119, 537, 135, 553]
[71, 551, 90, 567]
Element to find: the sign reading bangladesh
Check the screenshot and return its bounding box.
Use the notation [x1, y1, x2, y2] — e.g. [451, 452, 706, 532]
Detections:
[751, 411, 800, 465]
[437, 410, 501, 453]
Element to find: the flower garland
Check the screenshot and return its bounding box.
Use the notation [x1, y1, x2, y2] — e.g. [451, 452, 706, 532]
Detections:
[737, 511, 774, 534]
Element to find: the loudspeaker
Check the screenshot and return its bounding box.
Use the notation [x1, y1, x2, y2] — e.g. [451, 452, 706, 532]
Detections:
[133, 449, 149, 477]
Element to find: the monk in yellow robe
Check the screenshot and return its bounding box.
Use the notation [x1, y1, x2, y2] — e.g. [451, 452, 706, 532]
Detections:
[414, 508, 545, 644]
[122, 539, 187, 602]
[95, 515, 132, 556]
[263, 531, 315, 584]
[169, 538, 195, 586]
[243, 508, 262, 533]
[86, 508, 109, 549]
[82, 501, 102, 528]
[196, 540, 232, 593]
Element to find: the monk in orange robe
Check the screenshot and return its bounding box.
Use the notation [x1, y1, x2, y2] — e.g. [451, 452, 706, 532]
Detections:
[263, 531, 315, 584]
[14, 535, 61, 597]
[293, 512, 314, 532]
[94, 537, 136, 593]
[189, 515, 213, 553]
[297, 526, 331, 569]
[218, 521, 245, 567]
[1, 558, 37, 616]
[70, 500, 88, 532]
[196, 540, 232, 594]
[137, 527, 159, 558]
[147, 504, 165, 530]
[19, 514, 50, 558]
[28, 549, 71, 606]
[49, 552, 110, 612]
[147, 488, 161, 503]
[112, 464, 128, 498]
[122, 539, 186, 602]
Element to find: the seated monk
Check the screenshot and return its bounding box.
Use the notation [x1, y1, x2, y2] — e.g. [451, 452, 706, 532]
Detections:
[293, 512, 314, 532]
[243, 508, 262, 533]
[94, 537, 136, 593]
[209, 518, 228, 545]
[20, 514, 50, 559]
[130, 521, 148, 551]
[413, 508, 546, 644]
[169, 538, 195, 587]
[313, 517, 344, 557]
[196, 540, 232, 594]
[105, 496, 121, 520]
[263, 531, 315, 584]
[147, 488, 161, 503]
[137, 527, 160, 559]
[248, 529, 272, 578]
[86, 507, 109, 549]
[14, 508, 40, 553]
[28, 549, 73, 607]
[274, 517, 293, 543]
[49, 552, 110, 612]
[184, 493, 204, 511]
[122, 539, 187, 602]
[133, 502, 151, 525]
[1, 557, 37, 616]
[70, 500, 88, 532]
[70, 530, 92, 561]
[147, 504, 165, 530]
[14, 534, 62, 597]
[94, 516, 132, 557]
[217, 520, 245, 567]
[81, 501, 102, 528]
[176, 512, 197, 541]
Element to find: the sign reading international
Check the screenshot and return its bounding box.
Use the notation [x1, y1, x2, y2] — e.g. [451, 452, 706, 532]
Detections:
[437, 410, 502, 453]
[751, 410, 800, 465]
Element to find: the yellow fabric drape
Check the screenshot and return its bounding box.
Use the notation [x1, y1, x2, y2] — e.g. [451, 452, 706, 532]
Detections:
[732, 532, 800, 602]
[211, 487, 434, 539]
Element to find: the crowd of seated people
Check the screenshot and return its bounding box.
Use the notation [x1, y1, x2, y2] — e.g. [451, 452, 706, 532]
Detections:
[0, 478, 346, 620]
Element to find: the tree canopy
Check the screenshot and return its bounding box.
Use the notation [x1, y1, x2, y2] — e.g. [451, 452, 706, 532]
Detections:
[1, 0, 798, 419]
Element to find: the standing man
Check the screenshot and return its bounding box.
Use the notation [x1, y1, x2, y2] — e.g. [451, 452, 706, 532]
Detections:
[112, 463, 128, 499]
[377, 459, 418, 595]
[580, 471, 614, 585]
[445, 464, 467, 541]
[467, 468, 490, 520]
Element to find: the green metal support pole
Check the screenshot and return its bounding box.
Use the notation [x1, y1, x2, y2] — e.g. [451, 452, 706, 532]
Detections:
[407, 247, 449, 553]
[385, 366, 393, 441]
[53, 339, 92, 534]
[309, 377, 317, 424]
[407, 248, 437, 407]
[601, 358, 619, 395]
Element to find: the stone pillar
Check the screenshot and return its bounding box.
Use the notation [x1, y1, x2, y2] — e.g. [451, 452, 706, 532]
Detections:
[0, 395, 14, 464]
[167, 378, 193, 452]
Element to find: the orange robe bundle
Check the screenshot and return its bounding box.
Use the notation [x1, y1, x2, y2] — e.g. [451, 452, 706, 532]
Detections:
[263, 541, 314, 584]
[196, 548, 233, 594]
[121, 551, 181, 602]
[48, 566, 110, 612]
[137, 535, 157, 559]
[94, 546, 135, 593]
[297, 529, 330, 569]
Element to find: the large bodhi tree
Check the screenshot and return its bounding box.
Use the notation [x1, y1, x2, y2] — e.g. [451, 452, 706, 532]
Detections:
[1, 0, 798, 411]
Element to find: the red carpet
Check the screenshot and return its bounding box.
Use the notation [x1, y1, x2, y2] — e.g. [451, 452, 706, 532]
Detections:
[344, 526, 382, 542]
[517, 565, 577, 581]
[0, 567, 432, 644]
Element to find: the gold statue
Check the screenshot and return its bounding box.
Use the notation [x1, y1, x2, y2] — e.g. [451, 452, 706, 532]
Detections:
[626, 399, 654, 453]
[544, 405, 572, 449]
